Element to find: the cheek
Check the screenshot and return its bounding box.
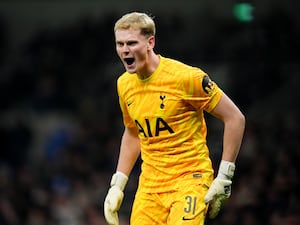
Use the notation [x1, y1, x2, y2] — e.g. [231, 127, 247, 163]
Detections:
[134, 47, 148, 61]
[116, 47, 121, 55]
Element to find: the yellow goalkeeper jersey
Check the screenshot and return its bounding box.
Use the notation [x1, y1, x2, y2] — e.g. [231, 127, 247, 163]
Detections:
[117, 55, 223, 193]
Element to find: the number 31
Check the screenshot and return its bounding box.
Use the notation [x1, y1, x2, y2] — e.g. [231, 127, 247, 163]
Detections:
[184, 196, 197, 214]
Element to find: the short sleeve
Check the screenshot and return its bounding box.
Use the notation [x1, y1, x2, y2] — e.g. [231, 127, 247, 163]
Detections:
[117, 77, 136, 128]
[181, 68, 222, 112]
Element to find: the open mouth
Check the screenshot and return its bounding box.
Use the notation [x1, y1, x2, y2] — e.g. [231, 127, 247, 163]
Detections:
[124, 57, 135, 66]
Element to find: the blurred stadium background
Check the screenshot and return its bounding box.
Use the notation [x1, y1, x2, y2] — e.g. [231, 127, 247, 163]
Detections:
[0, 1, 299, 224]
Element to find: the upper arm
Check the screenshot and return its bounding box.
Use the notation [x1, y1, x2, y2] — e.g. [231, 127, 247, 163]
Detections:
[122, 126, 140, 152]
[210, 92, 245, 122]
[123, 126, 139, 140]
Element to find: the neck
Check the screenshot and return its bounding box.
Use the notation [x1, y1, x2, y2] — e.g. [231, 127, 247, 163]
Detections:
[137, 52, 160, 80]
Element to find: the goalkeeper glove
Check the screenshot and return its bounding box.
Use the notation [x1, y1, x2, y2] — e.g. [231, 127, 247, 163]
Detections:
[104, 171, 128, 225]
[204, 160, 236, 219]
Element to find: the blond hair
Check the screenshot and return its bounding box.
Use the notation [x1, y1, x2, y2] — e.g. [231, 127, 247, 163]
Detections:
[114, 12, 156, 37]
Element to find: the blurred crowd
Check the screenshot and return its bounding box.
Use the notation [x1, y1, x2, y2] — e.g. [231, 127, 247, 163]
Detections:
[0, 8, 300, 225]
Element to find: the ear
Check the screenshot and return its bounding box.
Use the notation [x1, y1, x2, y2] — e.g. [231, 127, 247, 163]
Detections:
[147, 36, 155, 50]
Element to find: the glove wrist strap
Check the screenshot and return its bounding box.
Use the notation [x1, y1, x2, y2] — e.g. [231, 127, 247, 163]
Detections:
[217, 160, 235, 180]
[111, 171, 128, 191]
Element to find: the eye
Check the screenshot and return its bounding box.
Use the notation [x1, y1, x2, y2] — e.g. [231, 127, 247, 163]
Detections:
[116, 42, 124, 47]
[127, 41, 138, 46]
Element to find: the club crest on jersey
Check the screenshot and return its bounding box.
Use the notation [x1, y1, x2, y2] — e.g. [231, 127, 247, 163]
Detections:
[202, 76, 215, 96]
[160, 94, 166, 109]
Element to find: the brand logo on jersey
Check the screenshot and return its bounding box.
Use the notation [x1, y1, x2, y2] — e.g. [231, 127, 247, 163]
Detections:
[182, 216, 194, 221]
[202, 76, 214, 95]
[135, 117, 174, 137]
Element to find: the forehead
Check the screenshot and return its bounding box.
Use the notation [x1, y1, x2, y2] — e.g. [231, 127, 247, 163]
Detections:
[115, 28, 145, 42]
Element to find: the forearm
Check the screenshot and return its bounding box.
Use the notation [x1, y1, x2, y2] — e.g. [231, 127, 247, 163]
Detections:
[222, 113, 245, 162]
[205, 112, 244, 219]
[210, 93, 246, 163]
[116, 127, 141, 176]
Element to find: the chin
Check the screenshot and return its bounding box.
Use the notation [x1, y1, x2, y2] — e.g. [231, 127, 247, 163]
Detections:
[126, 67, 137, 74]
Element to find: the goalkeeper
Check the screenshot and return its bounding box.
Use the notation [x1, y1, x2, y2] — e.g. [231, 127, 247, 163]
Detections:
[104, 12, 245, 225]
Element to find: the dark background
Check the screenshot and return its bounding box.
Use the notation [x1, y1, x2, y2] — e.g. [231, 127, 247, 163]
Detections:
[0, 1, 299, 224]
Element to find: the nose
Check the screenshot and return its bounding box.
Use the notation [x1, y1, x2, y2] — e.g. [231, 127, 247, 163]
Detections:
[120, 44, 130, 53]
